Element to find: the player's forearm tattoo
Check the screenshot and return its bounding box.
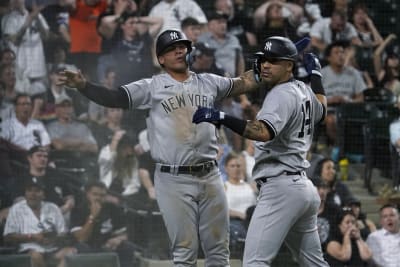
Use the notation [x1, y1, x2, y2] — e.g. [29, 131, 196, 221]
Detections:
[243, 121, 270, 141]
[231, 70, 260, 96]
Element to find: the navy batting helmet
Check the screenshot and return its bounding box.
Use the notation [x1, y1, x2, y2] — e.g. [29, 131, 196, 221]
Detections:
[156, 29, 192, 57]
[255, 36, 297, 62]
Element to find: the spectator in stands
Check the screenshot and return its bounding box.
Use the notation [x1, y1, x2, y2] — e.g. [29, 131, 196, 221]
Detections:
[96, 0, 137, 82]
[3, 176, 76, 267]
[198, 11, 245, 77]
[0, 47, 16, 65]
[343, 198, 376, 240]
[310, 10, 361, 56]
[43, 64, 87, 122]
[224, 152, 256, 257]
[0, 80, 13, 122]
[98, 130, 155, 206]
[111, 11, 162, 86]
[46, 95, 98, 155]
[41, 4, 70, 49]
[0, 63, 16, 102]
[1, 0, 49, 96]
[148, 0, 207, 33]
[47, 45, 78, 77]
[190, 42, 226, 76]
[181, 17, 202, 44]
[1, 93, 51, 151]
[63, 0, 108, 81]
[90, 107, 125, 149]
[294, 0, 322, 38]
[311, 177, 341, 252]
[390, 113, 400, 154]
[320, 0, 350, 18]
[366, 204, 400, 267]
[321, 41, 366, 145]
[224, 152, 256, 222]
[373, 34, 400, 100]
[314, 158, 353, 207]
[240, 138, 255, 182]
[70, 181, 136, 267]
[255, 0, 298, 45]
[13, 146, 76, 222]
[325, 209, 372, 266]
[253, 0, 303, 34]
[350, 3, 383, 76]
[88, 67, 116, 124]
[214, 0, 257, 53]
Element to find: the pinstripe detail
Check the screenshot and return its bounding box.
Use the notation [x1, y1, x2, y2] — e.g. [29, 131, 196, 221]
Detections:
[224, 78, 234, 97]
[260, 119, 277, 136]
[121, 86, 132, 109]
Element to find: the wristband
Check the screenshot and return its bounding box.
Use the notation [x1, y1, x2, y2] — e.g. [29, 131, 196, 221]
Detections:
[310, 75, 325, 95]
[221, 114, 247, 136]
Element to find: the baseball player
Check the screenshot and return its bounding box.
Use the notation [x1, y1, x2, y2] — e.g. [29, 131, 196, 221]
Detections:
[57, 29, 263, 266]
[192, 36, 330, 266]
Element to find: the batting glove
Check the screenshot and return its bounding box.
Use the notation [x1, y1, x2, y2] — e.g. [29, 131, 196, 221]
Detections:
[304, 53, 322, 77]
[192, 106, 224, 125]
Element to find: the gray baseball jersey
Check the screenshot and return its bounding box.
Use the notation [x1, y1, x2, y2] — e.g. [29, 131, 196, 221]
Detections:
[121, 71, 232, 266]
[243, 79, 329, 267]
[252, 79, 324, 180]
[121, 72, 233, 164]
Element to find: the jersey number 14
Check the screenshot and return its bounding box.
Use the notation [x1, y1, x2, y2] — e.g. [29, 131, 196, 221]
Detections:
[298, 100, 311, 138]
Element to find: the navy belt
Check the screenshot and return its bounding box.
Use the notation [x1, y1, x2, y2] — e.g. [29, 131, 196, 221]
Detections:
[256, 171, 302, 188]
[160, 160, 217, 175]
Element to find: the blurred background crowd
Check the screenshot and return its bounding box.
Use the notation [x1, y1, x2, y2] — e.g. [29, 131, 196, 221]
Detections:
[0, 0, 400, 266]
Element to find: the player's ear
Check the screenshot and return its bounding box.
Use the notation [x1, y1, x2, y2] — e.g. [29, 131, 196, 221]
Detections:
[285, 61, 294, 72]
[158, 55, 165, 66]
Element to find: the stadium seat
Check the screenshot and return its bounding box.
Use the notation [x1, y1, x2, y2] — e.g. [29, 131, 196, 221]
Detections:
[363, 106, 399, 193]
[336, 103, 378, 159]
[0, 254, 32, 267]
[64, 252, 120, 267]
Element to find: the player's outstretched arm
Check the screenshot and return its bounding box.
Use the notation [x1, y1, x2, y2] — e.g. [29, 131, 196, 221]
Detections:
[303, 53, 327, 122]
[57, 70, 129, 109]
[230, 70, 263, 96]
[192, 107, 272, 142]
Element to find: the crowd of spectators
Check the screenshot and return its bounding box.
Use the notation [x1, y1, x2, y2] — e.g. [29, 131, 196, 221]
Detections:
[0, 0, 400, 266]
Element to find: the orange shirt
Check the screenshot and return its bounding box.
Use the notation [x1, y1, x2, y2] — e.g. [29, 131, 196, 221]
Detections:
[69, 0, 107, 53]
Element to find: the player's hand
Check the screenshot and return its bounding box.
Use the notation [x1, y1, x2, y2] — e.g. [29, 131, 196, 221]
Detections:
[253, 56, 262, 83]
[303, 53, 322, 77]
[192, 106, 224, 126]
[57, 70, 87, 90]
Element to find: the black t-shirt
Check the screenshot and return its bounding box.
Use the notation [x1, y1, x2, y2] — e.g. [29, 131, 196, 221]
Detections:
[70, 200, 127, 248]
[325, 234, 368, 267]
[14, 169, 75, 206]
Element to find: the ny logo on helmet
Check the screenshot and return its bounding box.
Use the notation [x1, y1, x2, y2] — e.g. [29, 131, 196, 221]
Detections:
[170, 32, 179, 40]
[264, 42, 272, 51]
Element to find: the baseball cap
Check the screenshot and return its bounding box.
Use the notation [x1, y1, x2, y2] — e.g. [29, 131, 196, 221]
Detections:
[194, 42, 215, 56]
[207, 11, 229, 21]
[25, 176, 45, 190]
[55, 94, 72, 106]
[310, 177, 328, 188]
